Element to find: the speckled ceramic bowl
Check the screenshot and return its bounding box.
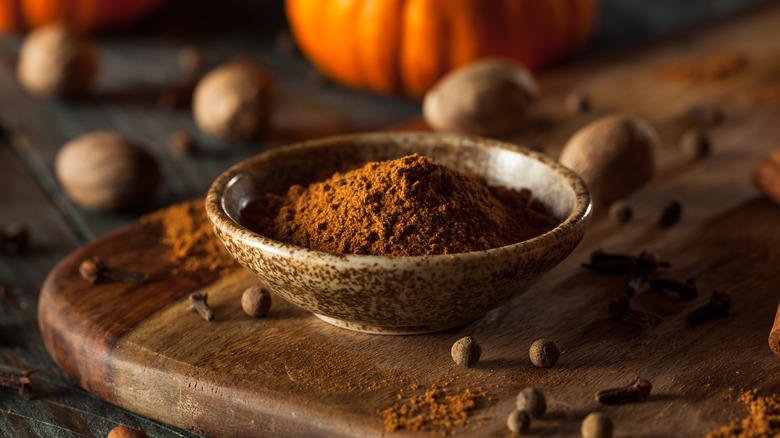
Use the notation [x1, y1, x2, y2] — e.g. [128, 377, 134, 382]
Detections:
[206, 132, 591, 334]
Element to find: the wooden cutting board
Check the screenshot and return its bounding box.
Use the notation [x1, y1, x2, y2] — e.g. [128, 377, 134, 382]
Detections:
[39, 4, 780, 437]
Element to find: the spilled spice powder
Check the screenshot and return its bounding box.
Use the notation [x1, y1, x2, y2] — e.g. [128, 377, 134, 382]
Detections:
[242, 154, 551, 256]
[382, 381, 485, 435]
[657, 51, 748, 84]
[706, 390, 780, 438]
[141, 199, 235, 273]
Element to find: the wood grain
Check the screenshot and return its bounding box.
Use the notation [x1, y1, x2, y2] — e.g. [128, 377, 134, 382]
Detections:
[36, 5, 780, 436]
[0, 3, 417, 436]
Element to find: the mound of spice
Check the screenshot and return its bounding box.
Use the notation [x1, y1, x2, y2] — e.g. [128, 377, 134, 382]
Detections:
[141, 199, 235, 273]
[706, 390, 780, 438]
[241, 154, 551, 256]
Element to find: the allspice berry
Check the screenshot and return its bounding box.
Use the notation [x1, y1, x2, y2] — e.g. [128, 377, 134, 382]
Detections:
[4, 223, 30, 254]
[506, 409, 530, 434]
[17, 23, 98, 98]
[451, 336, 481, 367]
[658, 199, 683, 227]
[609, 200, 633, 224]
[516, 387, 547, 419]
[529, 339, 560, 368]
[679, 129, 711, 160]
[168, 130, 196, 157]
[242, 286, 271, 317]
[177, 46, 205, 76]
[193, 60, 273, 141]
[107, 425, 149, 438]
[581, 412, 614, 438]
[55, 132, 160, 212]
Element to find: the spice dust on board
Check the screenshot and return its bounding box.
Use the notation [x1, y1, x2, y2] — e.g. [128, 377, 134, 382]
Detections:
[141, 199, 236, 274]
[706, 390, 780, 438]
[381, 379, 487, 436]
[242, 154, 552, 256]
[656, 50, 748, 84]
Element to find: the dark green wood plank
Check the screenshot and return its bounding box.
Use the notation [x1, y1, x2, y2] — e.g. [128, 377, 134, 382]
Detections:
[0, 147, 205, 438]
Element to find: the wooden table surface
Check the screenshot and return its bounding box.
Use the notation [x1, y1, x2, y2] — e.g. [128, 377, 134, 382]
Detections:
[2, 1, 780, 437]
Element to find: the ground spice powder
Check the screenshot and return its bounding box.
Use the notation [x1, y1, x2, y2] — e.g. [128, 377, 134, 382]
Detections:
[141, 199, 235, 273]
[242, 154, 551, 256]
[706, 390, 780, 438]
[382, 382, 485, 435]
[657, 51, 748, 84]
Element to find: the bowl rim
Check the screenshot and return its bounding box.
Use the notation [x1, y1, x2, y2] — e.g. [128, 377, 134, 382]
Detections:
[206, 131, 592, 263]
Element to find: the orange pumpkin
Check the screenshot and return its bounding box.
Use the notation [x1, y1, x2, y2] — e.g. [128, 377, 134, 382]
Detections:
[286, 0, 599, 98]
[0, 0, 165, 33]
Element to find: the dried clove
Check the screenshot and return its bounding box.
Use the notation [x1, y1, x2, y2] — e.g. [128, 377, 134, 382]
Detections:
[626, 267, 649, 296]
[649, 278, 698, 301]
[584, 249, 668, 276]
[609, 295, 661, 328]
[79, 256, 148, 285]
[582, 259, 633, 275]
[0, 368, 37, 400]
[595, 377, 652, 405]
[188, 292, 214, 321]
[685, 291, 731, 324]
[687, 104, 724, 127]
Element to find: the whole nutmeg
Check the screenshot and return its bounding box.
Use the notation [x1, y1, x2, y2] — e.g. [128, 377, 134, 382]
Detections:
[193, 60, 273, 141]
[451, 336, 481, 367]
[55, 132, 160, 212]
[107, 425, 149, 438]
[559, 114, 658, 207]
[17, 23, 98, 98]
[423, 59, 538, 137]
[242, 286, 271, 317]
